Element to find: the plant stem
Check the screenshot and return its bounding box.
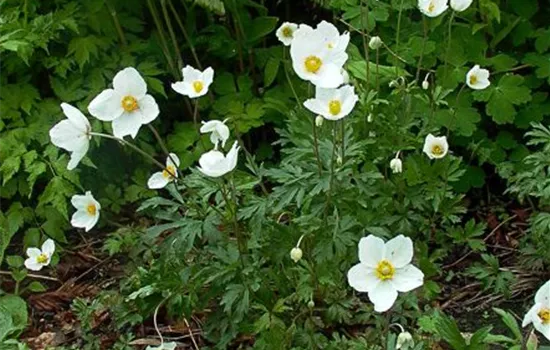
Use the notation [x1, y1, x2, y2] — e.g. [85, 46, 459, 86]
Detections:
[376, 47, 380, 90]
[146, 0, 178, 78]
[311, 117, 323, 176]
[394, 0, 405, 77]
[283, 49, 302, 107]
[416, 16, 428, 82]
[324, 123, 338, 220]
[340, 119, 345, 162]
[444, 11, 455, 81]
[160, 0, 183, 72]
[104, 0, 127, 47]
[232, 126, 269, 196]
[360, 0, 370, 87]
[167, 0, 202, 69]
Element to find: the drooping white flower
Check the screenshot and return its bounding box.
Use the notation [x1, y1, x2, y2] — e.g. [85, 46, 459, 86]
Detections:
[423, 134, 449, 159]
[466, 65, 490, 90]
[200, 119, 230, 149]
[88, 67, 159, 139]
[24, 239, 55, 271]
[390, 157, 403, 174]
[70, 191, 101, 232]
[172, 66, 214, 99]
[290, 247, 303, 263]
[347, 235, 424, 312]
[49, 103, 92, 170]
[369, 36, 383, 50]
[450, 0, 473, 12]
[315, 115, 324, 127]
[418, 0, 448, 17]
[147, 153, 180, 189]
[396, 331, 414, 349]
[422, 73, 430, 90]
[523, 280, 550, 341]
[198, 141, 239, 178]
[303, 85, 358, 121]
[276, 22, 298, 46]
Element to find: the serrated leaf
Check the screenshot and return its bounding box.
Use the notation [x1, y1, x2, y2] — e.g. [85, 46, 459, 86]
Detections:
[67, 36, 99, 70]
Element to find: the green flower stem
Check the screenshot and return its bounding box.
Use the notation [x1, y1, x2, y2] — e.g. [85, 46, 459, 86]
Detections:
[376, 47, 380, 90]
[167, 0, 202, 69]
[311, 118, 323, 176]
[415, 17, 428, 82]
[446, 83, 466, 137]
[323, 123, 338, 220]
[394, 0, 405, 77]
[146, 0, 178, 78]
[360, 0, 370, 87]
[340, 119, 345, 162]
[104, 0, 127, 47]
[444, 11, 456, 81]
[283, 49, 302, 107]
[160, 0, 183, 72]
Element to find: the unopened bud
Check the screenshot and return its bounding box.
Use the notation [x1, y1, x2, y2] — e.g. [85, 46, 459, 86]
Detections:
[315, 115, 324, 127]
[390, 158, 403, 174]
[369, 36, 383, 50]
[396, 332, 414, 349]
[422, 80, 429, 90]
[307, 300, 315, 308]
[336, 155, 343, 166]
[290, 247, 303, 263]
[367, 114, 373, 123]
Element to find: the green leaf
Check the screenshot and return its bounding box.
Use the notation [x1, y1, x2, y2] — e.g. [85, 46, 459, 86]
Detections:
[37, 177, 75, 220]
[246, 17, 278, 43]
[6, 256, 24, 269]
[263, 57, 280, 88]
[0, 295, 28, 335]
[67, 36, 99, 70]
[435, 313, 467, 350]
[27, 281, 47, 293]
[493, 308, 522, 340]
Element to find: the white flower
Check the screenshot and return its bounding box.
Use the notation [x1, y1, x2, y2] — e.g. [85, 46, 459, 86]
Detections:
[147, 153, 180, 189]
[396, 332, 414, 349]
[200, 119, 230, 149]
[422, 80, 429, 90]
[423, 134, 449, 159]
[367, 114, 373, 123]
[347, 235, 424, 312]
[450, 0, 472, 11]
[49, 103, 91, 170]
[523, 280, 550, 341]
[88, 67, 159, 139]
[172, 65, 214, 98]
[315, 115, 324, 127]
[369, 36, 383, 50]
[290, 247, 303, 263]
[145, 342, 177, 350]
[70, 191, 101, 232]
[418, 0, 448, 17]
[24, 239, 55, 271]
[290, 21, 348, 88]
[390, 157, 403, 173]
[276, 22, 298, 46]
[466, 65, 490, 90]
[198, 141, 239, 178]
[341, 69, 350, 84]
[304, 85, 358, 121]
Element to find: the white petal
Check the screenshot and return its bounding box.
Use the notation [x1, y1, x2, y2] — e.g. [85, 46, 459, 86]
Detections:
[535, 281, 550, 304]
[522, 304, 539, 327]
[86, 213, 100, 232]
[67, 142, 89, 170]
[49, 120, 85, 151]
[358, 235, 386, 268]
[304, 99, 328, 117]
[313, 63, 345, 88]
[166, 153, 180, 168]
[171, 81, 193, 97]
[112, 112, 143, 139]
[71, 210, 96, 231]
[225, 141, 240, 173]
[26, 247, 41, 258]
[41, 239, 55, 256]
[88, 89, 124, 121]
[347, 263, 379, 292]
[200, 120, 220, 133]
[385, 235, 413, 268]
[198, 149, 228, 178]
[368, 281, 398, 312]
[147, 172, 170, 189]
[60, 103, 89, 132]
[182, 65, 201, 81]
[24, 258, 43, 271]
[113, 67, 147, 99]
[392, 264, 424, 292]
[138, 95, 159, 124]
[534, 322, 550, 341]
[202, 67, 214, 88]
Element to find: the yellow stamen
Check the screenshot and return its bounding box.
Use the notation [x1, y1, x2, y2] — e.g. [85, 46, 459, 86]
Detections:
[87, 204, 96, 216]
[304, 56, 322, 74]
[428, 1, 435, 12]
[539, 308, 550, 324]
[431, 144, 444, 156]
[193, 81, 204, 93]
[375, 260, 395, 280]
[162, 165, 176, 179]
[36, 253, 48, 264]
[328, 100, 342, 116]
[327, 42, 334, 49]
[282, 26, 293, 38]
[469, 75, 478, 86]
[121, 95, 138, 112]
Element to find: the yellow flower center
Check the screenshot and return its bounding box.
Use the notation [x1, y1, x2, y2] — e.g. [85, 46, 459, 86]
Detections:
[428, 1, 435, 12]
[193, 80, 204, 93]
[375, 260, 395, 280]
[328, 100, 342, 116]
[539, 308, 550, 324]
[304, 56, 322, 74]
[36, 253, 48, 264]
[431, 144, 444, 156]
[87, 204, 96, 216]
[121, 95, 138, 112]
[469, 74, 478, 86]
[282, 26, 293, 38]
[162, 165, 176, 179]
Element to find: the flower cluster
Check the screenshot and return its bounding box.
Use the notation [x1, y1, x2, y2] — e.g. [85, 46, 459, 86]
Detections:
[418, 0, 473, 17]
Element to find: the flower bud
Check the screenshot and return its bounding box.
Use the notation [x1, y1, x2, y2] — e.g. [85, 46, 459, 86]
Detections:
[307, 300, 315, 308]
[390, 158, 402, 174]
[396, 332, 414, 349]
[315, 115, 324, 127]
[290, 247, 303, 263]
[368, 36, 383, 50]
[367, 114, 373, 123]
[336, 155, 343, 166]
[422, 80, 429, 90]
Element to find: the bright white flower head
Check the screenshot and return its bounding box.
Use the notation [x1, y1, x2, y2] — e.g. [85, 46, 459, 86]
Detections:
[147, 153, 180, 189]
[290, 21, 348, 88]
[49, 103, 91, 170]
[422, 73, 430, 90]
[24, 239, 55, 271]
[200, 119, 230, 149]
[304, 85, 358, 121]
[418, 0, 448, 17]
[466, 65, 490, 90]
[423, 134, 449, 159]
[369, 36, 383, 50]
[396, 331, 414, 349]
[172, 66, 214, 99]
[70, 191, 101, 232]
[276, 22, 298, 46]
[347, 235, 424, 312]
[450, 0, 473, 12]
[523, 280, 550, 341]
[390, 157, 403, 174]
[290, 247, 303, 263]
[198, 141, 240, 178]
[88, 67, 159, 139]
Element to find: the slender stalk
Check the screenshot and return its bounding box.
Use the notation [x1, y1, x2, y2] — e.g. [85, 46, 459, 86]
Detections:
[283, 49, 302, 107]
[340, 119, 345, 162]
[415, 17, 428, 82]
[104, 0, 127, 47]
[311, 118, 323, 176]
[232, 126, 269, 196]
[168, 0, 202, 69]
[394, 0, 405, 77]
[146, 0, 178, 77]
[446, 83, 466, 137]
[23, 0, 28, 26]
[324, 124, 338, 220]
[360, 0, 370, 87]
[376, 47, 380, 90]
[160, 0, 183, 71]
[444, 11, 455, 80]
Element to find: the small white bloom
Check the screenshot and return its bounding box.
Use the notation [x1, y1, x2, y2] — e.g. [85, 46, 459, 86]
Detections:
[49, 103, 92, 170]
[200, 119, 230, 149]
[147, 153, 180, 189]
[70, 191, 101, 232]
[198, 141, 240, 178]
[423, 134, 449, 159]
[450, 0, 473, 12]
[341, 69, 350, 84]
[369, 36, 383, 50]
[315, 115, 324, 127]
[396, 332, 414, 349]
[418, 0, 448, 17]
[390, 158, 403, 173]
[422, 80, 429, 90]
[276, 22, 298, 46]
[367, 114, 373, 123]
[172, 65, 214, 98]
[466, 65, 490, 90]
[290, 247, 303, 263]
[88, 67, 159, 139]
[304, 85, 358, 121]
[24, 239, 55, 271]
[523, 280, 550, 341]
[347, 235, 424, 312]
